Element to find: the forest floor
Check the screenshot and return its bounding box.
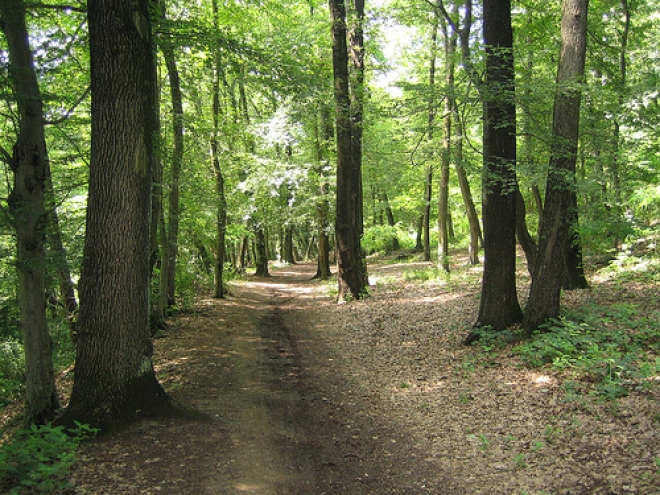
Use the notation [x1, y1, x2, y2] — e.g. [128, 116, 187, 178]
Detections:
[59, 255, 660, 494]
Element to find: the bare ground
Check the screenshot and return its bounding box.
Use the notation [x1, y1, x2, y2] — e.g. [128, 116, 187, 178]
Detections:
[61, 259, 660, 494]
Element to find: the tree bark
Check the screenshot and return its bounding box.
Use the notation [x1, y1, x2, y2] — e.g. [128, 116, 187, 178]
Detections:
[330, 0, 367, 300]
[470, 0, 523, 340]
[0, 0, 60, 424]
[61, 0, 172, 431]
[523, 0, 589, 332]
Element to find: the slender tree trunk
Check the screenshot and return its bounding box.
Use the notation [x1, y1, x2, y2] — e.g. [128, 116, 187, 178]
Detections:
[161, 35, 183, 307]
[150, 59, 166, 332]
[211, 0, 228, 299]
[44, 171, 78, 333]
[380, 192, 400, 252]
[254, 226, 269, 277]
[423, 9, 439, 262]
[610, 0, 629, 250]
[523, 0, 589, 332]
[453, 104, 481, 264]
[62, 0, 172, 431]
[437, 18, 454, 273]
[470, 0, 523, 340]
[0, 0, 60, 424]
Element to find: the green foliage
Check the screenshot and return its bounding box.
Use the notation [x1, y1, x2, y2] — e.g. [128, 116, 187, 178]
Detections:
[361, 224, 413, 255]
[0, 422, 98, 494]
[0, 340, 25, 404]
[515, 303, 660, 398]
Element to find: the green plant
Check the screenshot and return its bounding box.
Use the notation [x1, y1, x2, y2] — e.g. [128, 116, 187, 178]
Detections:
[514, 302, 660, 399]
[0, 422, 98, 494]
[0, 339, 25, 403]
[513, 452, 528, 468]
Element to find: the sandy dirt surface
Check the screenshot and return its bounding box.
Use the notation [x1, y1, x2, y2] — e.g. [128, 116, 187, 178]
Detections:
[65, 260, 660, 494]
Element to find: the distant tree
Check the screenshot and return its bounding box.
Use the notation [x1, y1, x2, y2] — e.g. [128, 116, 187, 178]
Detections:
[0, 0, 60, 424]
[523, 0, 589, 332]
[61, 0, 172, 431]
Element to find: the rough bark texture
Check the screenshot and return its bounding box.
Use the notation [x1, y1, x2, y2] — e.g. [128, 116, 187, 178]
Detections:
[523, 0, 589, 332]
[1, 0, 60, 424]
[471, 0, 523, 339]
[61, 0, 172, 431]
[330, 0, 366, 300]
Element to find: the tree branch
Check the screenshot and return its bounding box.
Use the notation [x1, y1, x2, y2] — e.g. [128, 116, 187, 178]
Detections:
[45, 85, 91, 125]
[24, 2, 86, 13]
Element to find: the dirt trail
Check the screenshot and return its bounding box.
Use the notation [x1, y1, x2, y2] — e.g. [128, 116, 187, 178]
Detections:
[69, 263, 426, 494]
[68, 261, 660, 494]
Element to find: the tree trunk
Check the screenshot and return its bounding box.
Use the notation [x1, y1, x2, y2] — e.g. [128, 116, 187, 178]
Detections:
[349, 0, 368, 289]
[380, 192, 400, 252]
[284, 226, 296, 264]
[61, 0, 172, 431]
[330, 0, 367, 300]
[523, 0, 589, 332]
[423, 9, 439, 262]
[470, 0, 523, 340]
[0, 0, 60, 424]
[161, 31, 183, 307]
[453, 104, 481, 265]
[211, 0, 227, 299]
[437, 17, 454, 273]
[254, 226, 270, 277]
[45, 170, 78, 334]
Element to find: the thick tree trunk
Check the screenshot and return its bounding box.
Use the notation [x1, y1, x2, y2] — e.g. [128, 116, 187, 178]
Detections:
[284, 226, 296, 264]
[61, 0, 172, 431]
[470, 0, 523, 340]
[523, 0, 589, 332]
[1, 0, 60, 424]
[330, 0, 367, 300]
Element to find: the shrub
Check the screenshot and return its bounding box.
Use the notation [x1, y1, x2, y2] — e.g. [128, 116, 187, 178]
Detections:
[0, 422, 97, 494]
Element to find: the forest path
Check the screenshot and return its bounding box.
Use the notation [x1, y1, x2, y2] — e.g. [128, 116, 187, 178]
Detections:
[67, 260, 660, 494]
[69, 263, 436, 494]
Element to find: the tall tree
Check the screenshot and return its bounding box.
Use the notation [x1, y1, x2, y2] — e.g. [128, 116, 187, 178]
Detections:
[211, 0, 228, 298]
[0, 0, 60, 424]
[523, 0, 589, 332]
[61, 0, 172, 430]
[467, 0, 523, 342]
[159, 3, 184, 308]
[330, 0, 367, 300]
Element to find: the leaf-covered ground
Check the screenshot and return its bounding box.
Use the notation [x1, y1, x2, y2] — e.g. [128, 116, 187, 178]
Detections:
[23, 255, 660, 493]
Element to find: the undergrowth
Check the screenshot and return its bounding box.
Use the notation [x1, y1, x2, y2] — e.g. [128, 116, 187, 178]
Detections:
[513, 303, 660, 399]
[0, 422, 98, 494]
